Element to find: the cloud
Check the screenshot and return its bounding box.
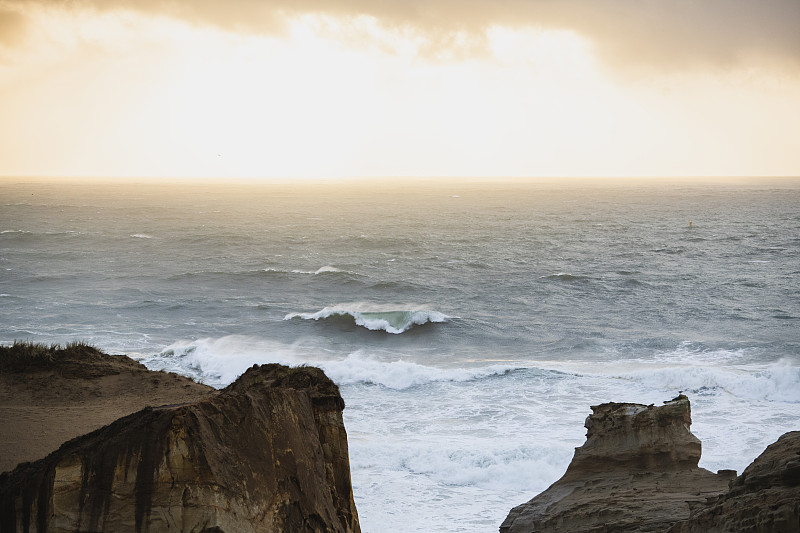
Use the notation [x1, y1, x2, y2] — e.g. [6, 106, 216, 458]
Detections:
[3, 0, 800, 69]
[0, 5, 26, 46]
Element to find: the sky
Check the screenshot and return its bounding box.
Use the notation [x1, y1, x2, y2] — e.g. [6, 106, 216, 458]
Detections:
[0, 0, 799, 179]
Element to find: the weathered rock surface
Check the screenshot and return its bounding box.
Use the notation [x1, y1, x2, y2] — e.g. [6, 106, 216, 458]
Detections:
[500, 395, 734, 533]
[668, 430, 800, 533]
[0, 363, 361, 533]
[0, 344, 214, 473]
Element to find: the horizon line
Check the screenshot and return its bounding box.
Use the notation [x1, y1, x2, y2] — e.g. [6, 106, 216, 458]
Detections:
[2, 175, 799, 185]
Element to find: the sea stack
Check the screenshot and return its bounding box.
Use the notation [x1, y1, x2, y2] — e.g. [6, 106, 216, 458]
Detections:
[0, 362, 360, 533]
[500, 395, 733, 533]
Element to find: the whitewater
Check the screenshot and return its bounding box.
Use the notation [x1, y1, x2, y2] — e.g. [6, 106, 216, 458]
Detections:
[1, 178, 799, 532]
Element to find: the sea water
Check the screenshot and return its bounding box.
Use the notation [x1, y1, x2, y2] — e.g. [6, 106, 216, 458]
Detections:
[1, 178, 799, 532]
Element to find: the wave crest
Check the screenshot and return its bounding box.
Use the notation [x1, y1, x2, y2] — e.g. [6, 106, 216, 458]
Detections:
[541, 272, 592, 282]
[322, 352, 518, 389]
[284, 303, 451, 334]
[138, 336, 517, 389]
[619, 360, 800, 403]
[290, 265, 346, 275]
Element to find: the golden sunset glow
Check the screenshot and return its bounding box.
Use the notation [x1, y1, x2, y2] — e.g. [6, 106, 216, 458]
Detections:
[1, 1, 799, 178]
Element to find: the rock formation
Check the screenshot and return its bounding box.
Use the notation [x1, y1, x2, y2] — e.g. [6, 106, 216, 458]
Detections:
[668, 430, 800, 533]
[0, 342, 214, 473]
[0, 363, 361, 533]
[500, 395, 734, 533]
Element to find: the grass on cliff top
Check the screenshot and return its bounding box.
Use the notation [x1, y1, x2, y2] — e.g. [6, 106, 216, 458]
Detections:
[0, 341, 101, 373]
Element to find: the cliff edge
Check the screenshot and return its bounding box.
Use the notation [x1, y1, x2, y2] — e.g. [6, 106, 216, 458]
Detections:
[0, 360, 360, 533]
[0, 342, 214, 473]
[668, 430, 800, 533]
[500, 395, 734, 533]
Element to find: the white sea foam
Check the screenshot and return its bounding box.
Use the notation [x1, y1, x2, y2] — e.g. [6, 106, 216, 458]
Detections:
[389, 442, 574, 492]
[130, 233, 153, 239]
[314, 265, 342, 274]
[141, 337, 514, 390]
[521, 357, 800, 474]
[321, 352, 516, 389]
[618, 361, 800, 403]
[147, 336, 306, 387]
[144, 336, 800, 405]
[284, 303, 450, 334]
[529, 356, 800, 405]
[650, 341, 762, 365]
[289, 266, 345, 275]
[134, 334, 800, 533]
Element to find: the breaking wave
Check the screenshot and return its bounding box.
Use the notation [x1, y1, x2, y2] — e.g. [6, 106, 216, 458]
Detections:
[320, 352, 518, 389]
[617, 360, 800, 403]
[290, 265, 348, 275]
[284, 303, 451, 334]
[139, 336, 516, 389]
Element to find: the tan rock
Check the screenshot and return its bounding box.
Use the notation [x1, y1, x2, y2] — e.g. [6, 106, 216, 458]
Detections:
[0, 363, 360, 533]
[668, 430, 800, 533]
[500, 395, 733, 533]
[0, 343, 213, 474]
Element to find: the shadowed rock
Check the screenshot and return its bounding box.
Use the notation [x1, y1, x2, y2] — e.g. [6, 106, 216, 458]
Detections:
[0, 363, 360, 533]
[668, 430, 800, 533]
[0, 342, 215, 473]
[500, 395, 733, 533]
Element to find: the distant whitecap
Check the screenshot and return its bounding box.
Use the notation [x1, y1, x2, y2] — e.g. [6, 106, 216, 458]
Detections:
[284, 303, 451, 334]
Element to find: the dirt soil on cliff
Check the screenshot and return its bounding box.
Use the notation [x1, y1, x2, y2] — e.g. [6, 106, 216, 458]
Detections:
[0, 345, 214, 473]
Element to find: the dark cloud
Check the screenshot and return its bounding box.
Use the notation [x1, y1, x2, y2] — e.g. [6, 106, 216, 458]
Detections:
[7, 0, 800, 68]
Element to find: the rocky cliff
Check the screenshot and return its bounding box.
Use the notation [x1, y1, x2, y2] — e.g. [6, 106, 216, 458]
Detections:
[668, 430, 800, 533]
[0, 362, 360, 533]
[500, 395, 734, 533]
[0, 342, 214, 473]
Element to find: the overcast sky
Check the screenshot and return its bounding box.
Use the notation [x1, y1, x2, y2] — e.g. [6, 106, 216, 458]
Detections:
[1, 0, 799, 178]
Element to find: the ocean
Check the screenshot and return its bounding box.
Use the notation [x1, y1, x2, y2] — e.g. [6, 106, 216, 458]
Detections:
[1, 177, 799, 532]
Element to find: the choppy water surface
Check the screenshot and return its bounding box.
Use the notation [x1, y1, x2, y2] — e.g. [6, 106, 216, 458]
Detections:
[1, 178, 799, 531]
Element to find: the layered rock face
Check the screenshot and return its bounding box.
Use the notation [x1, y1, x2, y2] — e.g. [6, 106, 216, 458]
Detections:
[500, 395, 733, 533]
[0, 344, 214, 473]
[668, 430, 800, 533]
[564, 395, 702, 477]
[0, 364, 360, 533]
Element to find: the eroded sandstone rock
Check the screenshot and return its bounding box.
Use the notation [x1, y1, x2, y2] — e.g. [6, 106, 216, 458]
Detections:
[0, 344, 215, 474]
[668, 430, 800, 533]
[500, 395, 733, 533]
[0, 364, 360, 533]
